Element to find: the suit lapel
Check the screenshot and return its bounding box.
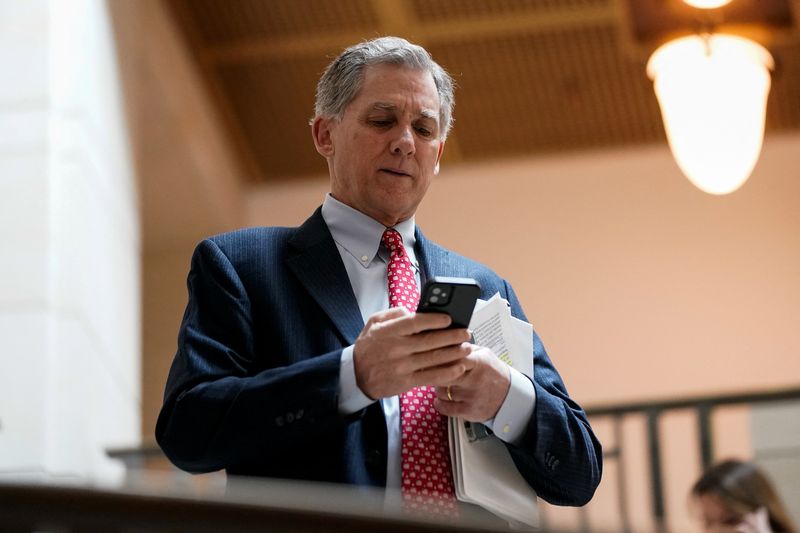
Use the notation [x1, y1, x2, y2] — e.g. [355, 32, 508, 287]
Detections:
[286, 213, 457, 345]
[286, 208, 364, 345]
[415, 226, 451, 281]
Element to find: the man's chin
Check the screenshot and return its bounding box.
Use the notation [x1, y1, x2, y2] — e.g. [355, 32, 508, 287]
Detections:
[369, 200, 418, 227]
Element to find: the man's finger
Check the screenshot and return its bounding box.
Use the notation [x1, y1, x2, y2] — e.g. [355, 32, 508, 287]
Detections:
[365, 306, 410, 326]
[362, 307, 416, 338]
[436, 385, 458, 402]
[434, 397, 465, 418]
[411, 360, 468, 388]
[368, 309, 454, 339]
[408, 341, 471, 372]
[401, 311, 453, 335]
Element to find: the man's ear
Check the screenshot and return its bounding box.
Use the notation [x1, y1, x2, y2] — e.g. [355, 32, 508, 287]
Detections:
[311, 116, 335, 157]
[434, 140, 445, 175]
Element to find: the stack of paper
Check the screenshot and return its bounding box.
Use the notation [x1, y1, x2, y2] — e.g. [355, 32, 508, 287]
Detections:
[449, 293, 539, 528]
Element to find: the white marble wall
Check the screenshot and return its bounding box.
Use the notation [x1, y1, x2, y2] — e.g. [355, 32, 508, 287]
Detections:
[0, 0, 140, 482]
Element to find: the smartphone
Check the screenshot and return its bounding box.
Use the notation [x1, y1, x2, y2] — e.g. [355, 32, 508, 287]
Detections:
[416, 276, 481, 329]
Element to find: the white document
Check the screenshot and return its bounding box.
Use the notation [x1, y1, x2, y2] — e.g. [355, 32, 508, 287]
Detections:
[448, 293, 539, 528]
[471, 294, 533, 377]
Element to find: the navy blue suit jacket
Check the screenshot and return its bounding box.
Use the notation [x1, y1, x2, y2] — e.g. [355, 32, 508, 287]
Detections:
[156, 208, 602, 506]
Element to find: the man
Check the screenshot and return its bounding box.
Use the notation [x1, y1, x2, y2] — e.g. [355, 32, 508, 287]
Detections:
[156, 36, 601, 516]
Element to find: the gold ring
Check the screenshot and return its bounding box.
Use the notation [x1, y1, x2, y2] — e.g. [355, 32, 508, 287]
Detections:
[447, 386, 453, 401]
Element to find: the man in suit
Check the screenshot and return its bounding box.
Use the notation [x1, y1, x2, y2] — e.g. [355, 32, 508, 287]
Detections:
[156, 36, 601, 515]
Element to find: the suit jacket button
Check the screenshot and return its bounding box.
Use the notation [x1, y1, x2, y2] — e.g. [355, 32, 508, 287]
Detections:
[286, 412, 295, 423]
[296, 409, 304, 419]
[275, 416, 285, 427]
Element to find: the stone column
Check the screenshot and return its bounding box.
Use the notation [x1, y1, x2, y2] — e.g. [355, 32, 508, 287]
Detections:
[0, 0, 140, 482]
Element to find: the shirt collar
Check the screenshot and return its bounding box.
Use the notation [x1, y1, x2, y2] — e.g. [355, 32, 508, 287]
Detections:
[321, 193, 417, 267]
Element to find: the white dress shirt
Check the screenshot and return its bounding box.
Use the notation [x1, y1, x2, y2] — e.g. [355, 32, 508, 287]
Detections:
[321, 194, 535, 490]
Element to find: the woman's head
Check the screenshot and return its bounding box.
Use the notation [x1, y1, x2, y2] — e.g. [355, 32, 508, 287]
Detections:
[691, 459, 795, 532]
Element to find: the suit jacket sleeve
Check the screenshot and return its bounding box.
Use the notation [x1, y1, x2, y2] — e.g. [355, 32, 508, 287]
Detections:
[501, 279, 602, 507]
[155, 237, 355, 474]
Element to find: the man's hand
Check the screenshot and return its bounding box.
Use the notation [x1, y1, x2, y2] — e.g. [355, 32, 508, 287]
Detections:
[353, 307, 472, 400]
[434, 345, 511, 422]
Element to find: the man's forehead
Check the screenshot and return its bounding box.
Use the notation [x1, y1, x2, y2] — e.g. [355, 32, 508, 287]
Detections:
[352, 64, 439, 107]
[369, 102, 439, 121]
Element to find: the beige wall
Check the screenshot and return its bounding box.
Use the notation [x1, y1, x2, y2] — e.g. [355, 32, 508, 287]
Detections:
[109, 0, 245, 440]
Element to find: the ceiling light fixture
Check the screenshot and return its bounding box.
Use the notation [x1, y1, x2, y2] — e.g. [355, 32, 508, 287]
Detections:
[646, 1, 774, 195]
[682, 0, 733, 9]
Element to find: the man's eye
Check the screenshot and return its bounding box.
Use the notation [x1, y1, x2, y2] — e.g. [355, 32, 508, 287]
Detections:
[415, 127, 432, 137]
[370, 120, 392, 127]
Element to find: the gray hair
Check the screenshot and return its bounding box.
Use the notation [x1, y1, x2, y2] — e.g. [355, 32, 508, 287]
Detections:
[313, 36, 455, 139]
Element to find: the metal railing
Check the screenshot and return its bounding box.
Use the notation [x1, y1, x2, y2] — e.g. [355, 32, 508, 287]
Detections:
[583, 385, 800, 533]
[105, 386, 800, 533]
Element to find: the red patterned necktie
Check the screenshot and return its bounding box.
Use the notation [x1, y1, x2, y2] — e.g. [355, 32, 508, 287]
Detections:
[381, 228, 459, 518]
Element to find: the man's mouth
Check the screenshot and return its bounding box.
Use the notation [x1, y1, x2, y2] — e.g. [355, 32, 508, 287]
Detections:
[380, 168, 412, 177]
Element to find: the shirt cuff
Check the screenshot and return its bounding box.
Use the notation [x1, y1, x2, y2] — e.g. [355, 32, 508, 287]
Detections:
[484, 367, 536, 445]
[338, 344, 376, 415]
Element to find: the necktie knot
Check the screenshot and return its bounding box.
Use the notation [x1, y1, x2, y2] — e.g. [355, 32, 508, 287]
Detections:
[383, 229, 419, 312]
[381, 228, 404, 255]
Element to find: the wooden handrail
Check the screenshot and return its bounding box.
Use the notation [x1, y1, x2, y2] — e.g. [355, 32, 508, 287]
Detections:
[0, 478, 523, 532]
[584, 385, 800, 416]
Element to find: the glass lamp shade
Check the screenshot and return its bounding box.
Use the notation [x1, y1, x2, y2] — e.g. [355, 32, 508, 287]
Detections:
[647, 34, 774, 195]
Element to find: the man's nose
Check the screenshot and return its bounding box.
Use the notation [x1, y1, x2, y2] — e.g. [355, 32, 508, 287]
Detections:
[390, 126, 415, 156]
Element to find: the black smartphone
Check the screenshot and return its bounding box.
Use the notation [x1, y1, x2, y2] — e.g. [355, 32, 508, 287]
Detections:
[416, 276, 481, 329]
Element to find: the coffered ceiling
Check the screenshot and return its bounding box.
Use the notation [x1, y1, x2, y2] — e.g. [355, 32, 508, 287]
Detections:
[166, 0, 800, 184]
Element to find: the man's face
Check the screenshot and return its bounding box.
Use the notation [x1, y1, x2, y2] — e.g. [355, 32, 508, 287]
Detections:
[313, 64, 445, 227]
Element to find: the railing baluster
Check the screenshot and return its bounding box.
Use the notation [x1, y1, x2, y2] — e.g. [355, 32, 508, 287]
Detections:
[697, 403, 714, 470]
[646, 409, 666, 533]
[615, 414, 631, 533]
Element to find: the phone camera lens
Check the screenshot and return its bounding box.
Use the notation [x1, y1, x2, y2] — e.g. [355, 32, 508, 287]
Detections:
[432, 287, 441, 295]
[429, 296, 439, 303]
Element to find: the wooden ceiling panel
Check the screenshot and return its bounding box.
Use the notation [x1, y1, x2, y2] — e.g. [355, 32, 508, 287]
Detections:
[430, 25, 664, 160]
[167, 0, 800, 184]
[181, 0, 378, 45]
[216, 56, 330, 180]
[767, 41, 800, 130]
[411, 0, 611, 21]
[624, 0, 795, 45]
